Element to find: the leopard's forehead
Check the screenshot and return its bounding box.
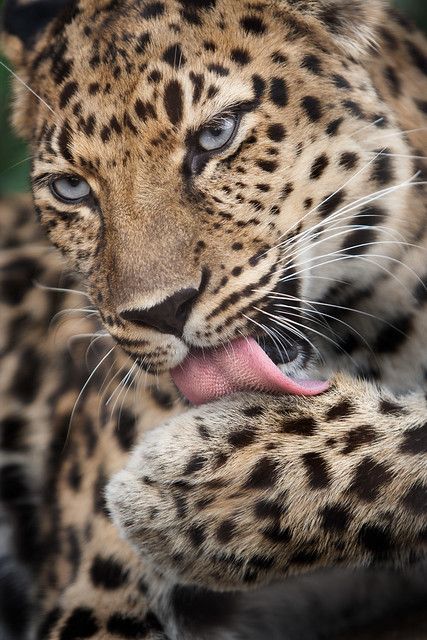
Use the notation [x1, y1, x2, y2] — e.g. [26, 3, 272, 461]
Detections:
[31, 0, 328, 167]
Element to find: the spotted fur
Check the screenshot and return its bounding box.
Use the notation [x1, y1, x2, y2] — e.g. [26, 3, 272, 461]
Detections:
[1, 0, 427, 638]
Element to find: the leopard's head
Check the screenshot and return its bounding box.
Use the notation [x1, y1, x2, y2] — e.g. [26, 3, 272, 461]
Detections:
[3, 0, 416, 379]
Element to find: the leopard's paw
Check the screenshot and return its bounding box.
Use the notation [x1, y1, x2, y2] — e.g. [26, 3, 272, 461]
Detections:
[107, 392, 299, 589]
[107, 378, 425, 591]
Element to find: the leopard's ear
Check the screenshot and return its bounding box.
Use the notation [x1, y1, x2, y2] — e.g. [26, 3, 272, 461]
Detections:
[1, 0, 72, 66]
[284, 0, 384, 58]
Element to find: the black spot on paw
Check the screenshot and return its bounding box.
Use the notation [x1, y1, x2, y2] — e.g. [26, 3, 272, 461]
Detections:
[90, 555, 129, 590]
[254, 498, 283, 520]
[379, 398, 406, 416]
[242, 405, 265, 418]
[106, 612, 162, 638]
[60, 607, 99, 639]
[228, 426, 256, 448]
[244, 456, 279, 489]
[326, 399, 354, 421]
[189, 524, 206, 547]
[320, 503, 351, 532]
[301, 451, 330, 488]
[400, 422, 427, 455]
[183, 454, 205, 474]
[37, 607, 63, 639]
[216, 518, 237, 543]
[281, 416, 317, 436]
[401, 482, 427, 514]
[348, 457, 392, 502]
[358, 523, 393, 559]
[341, 425, 377, 455]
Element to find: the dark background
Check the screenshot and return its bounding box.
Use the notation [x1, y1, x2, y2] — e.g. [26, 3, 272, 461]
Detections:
[0, 0, 426, 194]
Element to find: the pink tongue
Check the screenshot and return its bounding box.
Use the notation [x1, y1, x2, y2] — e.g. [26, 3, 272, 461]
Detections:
[171, 337, 329, 406]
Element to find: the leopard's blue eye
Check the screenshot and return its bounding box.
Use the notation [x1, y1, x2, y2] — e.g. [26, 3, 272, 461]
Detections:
[50, 175, 91, 203]
[198, 114, 238, 151]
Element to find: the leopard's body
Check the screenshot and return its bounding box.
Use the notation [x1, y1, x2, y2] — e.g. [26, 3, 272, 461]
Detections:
[1, 0, 427, 638]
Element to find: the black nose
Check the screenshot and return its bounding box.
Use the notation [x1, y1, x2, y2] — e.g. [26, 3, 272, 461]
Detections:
[120, 288, 199, 338]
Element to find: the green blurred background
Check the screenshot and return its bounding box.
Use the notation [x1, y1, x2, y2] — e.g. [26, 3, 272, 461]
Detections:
[0, 0, 426, 195]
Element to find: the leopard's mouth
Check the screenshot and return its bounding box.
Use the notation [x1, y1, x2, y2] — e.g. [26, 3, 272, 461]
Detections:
[171, 336, 329, 406]
[254, 334, 302, 366]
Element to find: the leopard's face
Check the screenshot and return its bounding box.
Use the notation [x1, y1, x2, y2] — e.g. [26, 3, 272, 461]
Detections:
[25, 0, 413, 372]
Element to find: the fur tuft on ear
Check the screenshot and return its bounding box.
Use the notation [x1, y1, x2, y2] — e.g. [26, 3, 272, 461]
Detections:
[1, 0, 71, 65]
[284, 0, 384, 58]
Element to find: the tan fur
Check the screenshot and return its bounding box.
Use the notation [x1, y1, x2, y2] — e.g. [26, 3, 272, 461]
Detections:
[1, 0, 426, 637]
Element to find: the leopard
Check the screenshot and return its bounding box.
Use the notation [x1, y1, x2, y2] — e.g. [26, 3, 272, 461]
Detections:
[1, 0, 427, 638]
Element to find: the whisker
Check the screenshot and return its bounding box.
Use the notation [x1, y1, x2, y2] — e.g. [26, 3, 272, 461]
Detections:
[256, 307, 359, 366]
[350, 117, 385, 138]
[85, 333, 112, 367]
[278, 249, 413, 291]
[66, 346, 116, 448]
[263, 151, 389, 256]
[67, 331, 109, 349]
[289, 248, 423, 301]
[276, 173, 423, 259]
[115, 361, 138, 426]
[104, 363, 131, 408]
[368, 151, 427, 161]
[271, 300, 377, 359]
[0, 60, 58, 116]
[97, 358, 127, 423]
[0, 155, 34, 175]
[278, 225, 409, 273]
[49, 313, 99, 345]
[245, 310, 323, 361]
[34, 281, 91, 299]
[369, 127, 427, 140]
[262, 290, 404, 332]
[49, 308, 99, 327]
